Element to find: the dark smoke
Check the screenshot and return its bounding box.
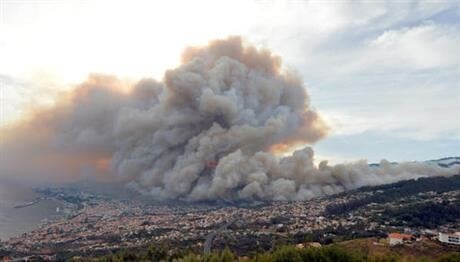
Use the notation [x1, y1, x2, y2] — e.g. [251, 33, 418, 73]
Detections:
[0, 37, 457, 201]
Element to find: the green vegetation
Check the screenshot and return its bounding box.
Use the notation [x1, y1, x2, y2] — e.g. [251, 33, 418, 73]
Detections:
[325, 175, 460, 216]
[437, 252, 460, 262]
[379, 201, 460, 228]
[71, 245, 460, 262]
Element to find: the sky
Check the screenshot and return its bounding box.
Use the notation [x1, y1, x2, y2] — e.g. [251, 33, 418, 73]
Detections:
[1, 0, 459, 164]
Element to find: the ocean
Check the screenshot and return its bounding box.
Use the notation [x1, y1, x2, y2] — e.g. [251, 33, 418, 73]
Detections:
[0, 183, 64, 240]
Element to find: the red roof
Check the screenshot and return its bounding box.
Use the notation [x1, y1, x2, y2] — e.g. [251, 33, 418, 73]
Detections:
[205, 160, 218, 168]
[388, 233, 413, 240]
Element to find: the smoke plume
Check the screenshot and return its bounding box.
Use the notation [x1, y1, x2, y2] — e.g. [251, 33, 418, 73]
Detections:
[0, 37, 458, 201]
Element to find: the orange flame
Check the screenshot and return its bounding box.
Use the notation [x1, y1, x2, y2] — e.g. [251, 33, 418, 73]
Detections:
[268, 141, 305, 156]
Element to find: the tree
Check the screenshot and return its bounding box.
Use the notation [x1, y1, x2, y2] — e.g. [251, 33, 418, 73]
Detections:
[221, 247, 235, 262]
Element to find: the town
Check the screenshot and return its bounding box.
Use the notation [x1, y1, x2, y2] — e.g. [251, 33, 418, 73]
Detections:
[1, 175, 459, 260]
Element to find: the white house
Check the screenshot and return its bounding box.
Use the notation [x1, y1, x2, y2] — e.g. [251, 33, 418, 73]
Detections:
[439, 232, 460, 245]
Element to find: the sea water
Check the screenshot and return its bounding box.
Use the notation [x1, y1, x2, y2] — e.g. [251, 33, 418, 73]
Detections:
[0, 183, 64, 240]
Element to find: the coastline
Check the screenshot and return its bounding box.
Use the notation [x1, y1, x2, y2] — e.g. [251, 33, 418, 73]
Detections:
[0, 184, 64, 241]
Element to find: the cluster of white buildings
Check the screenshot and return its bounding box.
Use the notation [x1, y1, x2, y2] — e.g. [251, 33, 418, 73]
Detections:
[438, 232, 460, 245]
[387, 232, 460, 246]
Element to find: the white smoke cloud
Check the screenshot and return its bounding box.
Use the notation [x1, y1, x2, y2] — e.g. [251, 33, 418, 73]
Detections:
[0, 36, 458, 201]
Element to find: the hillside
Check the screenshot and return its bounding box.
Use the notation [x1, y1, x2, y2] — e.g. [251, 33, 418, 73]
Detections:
[337, 237, 459, 260]
[426, 156, 460, 168]
[2, 172, 460, 260]
[325, 174, 460, 216]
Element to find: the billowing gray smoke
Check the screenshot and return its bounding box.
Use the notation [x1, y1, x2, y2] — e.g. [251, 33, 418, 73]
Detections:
[0, 37, 458, 201]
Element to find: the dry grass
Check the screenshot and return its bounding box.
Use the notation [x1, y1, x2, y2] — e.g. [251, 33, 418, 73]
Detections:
[336, 237, 460, 260]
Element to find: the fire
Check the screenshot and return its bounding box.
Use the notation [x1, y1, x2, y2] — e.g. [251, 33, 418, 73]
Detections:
[95, 157, 111, 172]
[269, 142, 301, 156]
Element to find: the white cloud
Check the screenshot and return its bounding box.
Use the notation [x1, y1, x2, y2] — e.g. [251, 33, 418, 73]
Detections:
[290, 23, 460, 81]
[319, 84, 460, 140]
[367, 23, 460, 70]
[1, 0, 459, 144]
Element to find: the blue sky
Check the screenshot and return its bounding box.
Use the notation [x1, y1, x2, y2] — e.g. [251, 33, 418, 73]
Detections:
[1, 0, 459, 163]
[282, 2, 460, 163]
